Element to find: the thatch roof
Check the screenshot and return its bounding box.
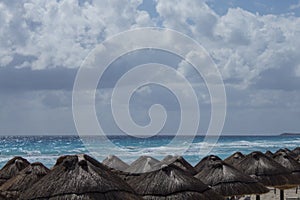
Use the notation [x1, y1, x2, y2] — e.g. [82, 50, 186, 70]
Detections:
[265, 150, 274, 157]
[125, 156, 160, 173]
[273, 151, 300, 178]
[292, 147, 300, 156]
[0, 162, 49, 199]
[20, 154, 141, 200]
[151, 155, 197, 175]
[194, 155, 269, 197]
[0, 157, 30, 186]
[102, 155, 129, 171]
[125, 164, 223, 200]
[275, 148, 297, 159]
[194, 155, 217, 173]
[224, 152, 245, 167]
[235, 151, 298, 189]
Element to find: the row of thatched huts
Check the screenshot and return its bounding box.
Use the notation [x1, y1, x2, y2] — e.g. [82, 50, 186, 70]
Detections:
[0, 147, 300, 199]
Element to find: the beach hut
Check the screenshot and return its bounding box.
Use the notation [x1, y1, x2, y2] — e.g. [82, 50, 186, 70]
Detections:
[20, 154, 141, 200]
[152, 155, 197, 175]
[195, 155, 269, 198]
[102, 155, 129, 171]
[236, 151, 298, 200]
[0, 156, 30, 186]
[125, 156, 160, 173]
[0, 162, 49, 199]
[224, 152, 245, 167]
[126, 164, 223, 200]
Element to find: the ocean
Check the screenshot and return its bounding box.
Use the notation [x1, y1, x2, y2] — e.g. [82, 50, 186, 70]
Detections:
[0, 135, 300, 168]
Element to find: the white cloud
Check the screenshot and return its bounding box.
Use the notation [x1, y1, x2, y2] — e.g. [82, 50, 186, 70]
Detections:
[0, 0, 154, 69]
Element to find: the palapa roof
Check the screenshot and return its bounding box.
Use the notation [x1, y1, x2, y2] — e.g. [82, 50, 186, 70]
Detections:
[224, 152, 245, 167]
[265, 150, 274, 157]
[20, 154, 141, 200]
[275, 148, 297, 159]
[235, 151, 298, 189]
[0, 156, 30, 186]
[151, 155, 197, 175]
[292, 147, 300, 156]
[194, 155, 269, 197]
[0, 162, 49, 200]
[102, 155, 129, 171]
[125, 156, 160, 173]
[126, 164, 223, 200]
[194, 155, 216, 173]
[273, 151, 300, 178]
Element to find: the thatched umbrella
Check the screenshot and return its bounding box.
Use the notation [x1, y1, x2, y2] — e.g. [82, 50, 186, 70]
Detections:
[224, 152, 245, 167]
[125, 156, 160, 173]
[273, 151, 300, 179]
[0, 156, 30, 186]
[125, 164, 223, 200]
[0, 162, 49, 199]
[236, 151, 299, 200]
[20, 154, 141, 200]
[265, 150, 274, 158]
[102, 155, 129, 171]
[194, 155, 269, 198]
[152, 155, 197, 175]
[194, 155, 210, 173]
[275, 148, 297, 159]
[292, 147, 300, 157]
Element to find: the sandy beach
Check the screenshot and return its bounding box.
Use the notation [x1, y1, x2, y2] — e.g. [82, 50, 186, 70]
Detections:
[249, 188, 300, 200]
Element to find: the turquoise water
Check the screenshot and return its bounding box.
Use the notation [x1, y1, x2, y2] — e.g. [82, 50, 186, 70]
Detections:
[0, 135, 300, 168]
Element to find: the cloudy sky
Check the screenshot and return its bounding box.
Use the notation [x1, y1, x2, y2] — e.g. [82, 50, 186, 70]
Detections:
[1, 0, 300, 135]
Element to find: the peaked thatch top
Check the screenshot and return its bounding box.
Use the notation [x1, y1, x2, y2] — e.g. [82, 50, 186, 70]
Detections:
[194, 155, 269, 197]
[151, 155, 197, 175]
[102, 155, 129, 171]
[292, 147, 300, 156]
[275, 148, 297, 159]
[0, 157, 30, 186]
[265, 150, 274, 157]
[235, 151, 298, 189]
[20, 154, 141, 200]
[224, 152, 245, 167]
[273, 151, 300, 174]
[125, 156, 160, 173]
[126, 164, 223, 200]
[0, 162, 49, 199]
[194, 155, 218, 173]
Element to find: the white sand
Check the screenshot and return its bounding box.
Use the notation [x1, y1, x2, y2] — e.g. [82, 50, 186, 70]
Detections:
[235, 188, 300, 200]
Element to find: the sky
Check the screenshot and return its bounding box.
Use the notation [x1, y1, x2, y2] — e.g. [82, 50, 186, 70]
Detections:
[0, 0, 300, 135]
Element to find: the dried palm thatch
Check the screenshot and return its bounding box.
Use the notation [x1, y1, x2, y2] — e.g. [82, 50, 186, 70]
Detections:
[194, 155, 220, 173]
[0, 156, 30, 186]
[126, 164, 223, 200]
[265, 150, 274, 157]
[292, 147, 300, 156]
[20, 154, 141, 200]
[102, 155, 129, 171]
[194, 155, 269, 197]
[273, 151, 300, 180]
[224, 152, 245, 167]
[0, 162, 49, 199]
[275, 148, 297, 159]
[125, 156, 160, 173]
[151, 155, 197, 175]
[235, 151, 298, 189]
